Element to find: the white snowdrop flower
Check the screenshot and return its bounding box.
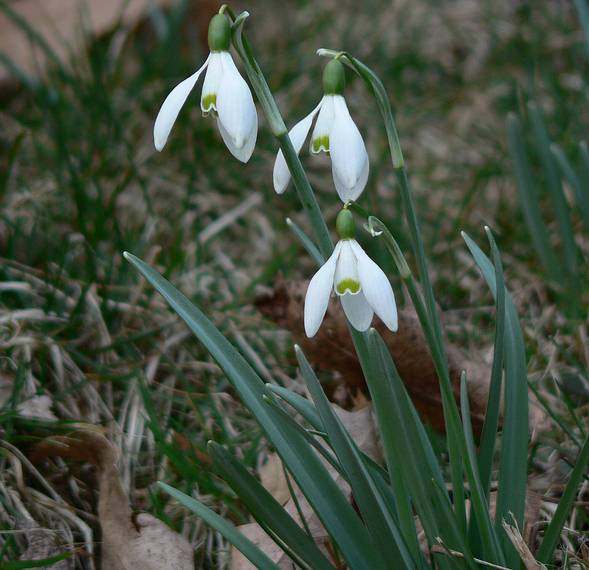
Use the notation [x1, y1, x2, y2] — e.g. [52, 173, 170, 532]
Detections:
[273, 58, 369, 202]
[153, 14, 257, 163]
[304, 209, 398, 337]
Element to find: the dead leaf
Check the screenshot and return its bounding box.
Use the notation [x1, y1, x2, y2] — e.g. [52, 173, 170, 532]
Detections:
[0, 373, 57, 421]
[34, 432, 194, 570]
[502, 516, 547, 570]
[231, 404, 380, 569]
[18, 519, 75, 569]
[257, 278, 546, 435]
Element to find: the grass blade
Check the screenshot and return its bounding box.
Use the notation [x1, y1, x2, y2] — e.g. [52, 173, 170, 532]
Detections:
[159, 482, 281, 570]
[551, 143, 589, 234]
[477, 226, 506, 495]
[208, 442, 335, 570]
[506, 114, 562, 283]
[535, 433, 589, 563]
[462, 231, 529, 568]
[527, 102, 577, 281]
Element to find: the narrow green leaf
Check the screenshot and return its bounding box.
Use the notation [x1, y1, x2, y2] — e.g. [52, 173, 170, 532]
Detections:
[369, 332, 475, 570]
[536, 434, 589, 563]
[551, 143, 589, 234]
[574, 0, 589, 59]
[124, 253, 378, 570]
[295, 345, 413, 569]
[265, 384, 322, 430]
[527, 102, 577, 281]
[159, 482, 281, 570]
[286, 217, 324, 265]
[462, 232, 529, 568]
[477, 226, 506, 494]
[208, 442, 335, 570]
[507, 113, 562, 282]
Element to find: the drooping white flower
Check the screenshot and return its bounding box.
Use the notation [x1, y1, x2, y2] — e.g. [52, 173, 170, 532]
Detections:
[273, 59, 369, 202]
[304, 210, 397, 337]
[153, 14, 257, 163]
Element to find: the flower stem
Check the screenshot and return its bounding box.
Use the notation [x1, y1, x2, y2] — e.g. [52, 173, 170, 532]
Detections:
[230, 12, 332, 258]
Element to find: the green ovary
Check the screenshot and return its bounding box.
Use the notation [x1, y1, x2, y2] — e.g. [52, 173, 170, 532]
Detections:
[336, 278, 361, 295]
[202, 93, 217, 112]
[312, 135, 329, 152]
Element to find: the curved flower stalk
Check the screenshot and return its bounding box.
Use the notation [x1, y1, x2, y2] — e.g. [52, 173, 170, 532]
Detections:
[304, 209, 397, 337]
[153, 13, 257, 162]
[273, 59, 369, 203]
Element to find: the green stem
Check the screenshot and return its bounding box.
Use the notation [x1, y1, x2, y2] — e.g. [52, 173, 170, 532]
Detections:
[229, 12, 332, 258]
[366, 217, 503, 564]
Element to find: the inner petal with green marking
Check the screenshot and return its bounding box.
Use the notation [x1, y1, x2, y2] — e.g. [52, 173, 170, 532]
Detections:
[312, 135, 329, 153]
[335, 278, 361, 295]
[201, 93, 217, 114]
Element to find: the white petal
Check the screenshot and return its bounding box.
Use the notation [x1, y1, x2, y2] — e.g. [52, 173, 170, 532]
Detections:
[216, 52, 258, 162]
[351, 240, 398, 332]
[304, 243, 342, 338]
[200, 52, 224, 113]
[273, 100, 322, 194]
[341, 291, 374, 331]
[333, 240, 360, 296]
[153, 55, 210, 151]
[310, 95, 335, 153]
[329, 96, 369, 202]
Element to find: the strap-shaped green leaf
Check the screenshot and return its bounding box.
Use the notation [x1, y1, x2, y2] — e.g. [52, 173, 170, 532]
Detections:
[159, 482, 280, 570]
[125, 252, 377, 570]
[208, 442, 335, 570]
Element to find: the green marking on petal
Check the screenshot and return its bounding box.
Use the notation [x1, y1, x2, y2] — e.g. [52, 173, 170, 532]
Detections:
[312, 135, 329, 153]
[335, 278, 361, 295]
[202, 93, 217, 113]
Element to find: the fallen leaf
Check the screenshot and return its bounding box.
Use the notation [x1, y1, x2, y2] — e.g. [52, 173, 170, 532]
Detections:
[257, 278, 547, 435]
[34, 432, 194, 570]
[256, 278, 489, 433]
[18, 519, 75, 569]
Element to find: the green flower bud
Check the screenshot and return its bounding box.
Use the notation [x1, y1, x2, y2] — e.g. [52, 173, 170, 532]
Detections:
[208, 14, 231, 52]
[336, 208, 355, 240]
[322, 59, 345, 95]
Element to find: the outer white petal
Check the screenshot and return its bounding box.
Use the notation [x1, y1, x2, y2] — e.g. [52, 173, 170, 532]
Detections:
[273, 100, 323, 194]
[333, 240, 360, 295]
[329, 96, 369, 202]
[340, 292, 373, 331]
[153, 54, 210, 151]
[216, 52, 258, 163]
[351, 240, 398, 332]
[200, 52, 224, 113]
[304, 243, 342, 338]
[310, 95, 335, 153]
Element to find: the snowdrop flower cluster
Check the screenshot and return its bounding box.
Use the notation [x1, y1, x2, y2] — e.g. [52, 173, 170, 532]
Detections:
[304, 209, 398, 337]
[153, 14, 257, 162]
[153, 11, 396, 338]
[273, 58, 369, 203]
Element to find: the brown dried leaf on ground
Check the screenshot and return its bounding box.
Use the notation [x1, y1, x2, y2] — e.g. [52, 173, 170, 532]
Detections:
[256, 278, 490, 433]
[231, 404, 379, 569]
[34, 432, 194, 570]
[256, 278, 548, 434]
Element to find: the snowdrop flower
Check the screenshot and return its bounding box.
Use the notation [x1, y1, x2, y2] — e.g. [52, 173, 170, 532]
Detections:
[304, 209, 397, 337]
[153, 13, 257, 162]
[273, 58, 369, 202]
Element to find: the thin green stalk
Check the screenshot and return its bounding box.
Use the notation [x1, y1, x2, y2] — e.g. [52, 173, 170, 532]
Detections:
[365, 217, 504, 564]
[229, 12, 332, 258]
